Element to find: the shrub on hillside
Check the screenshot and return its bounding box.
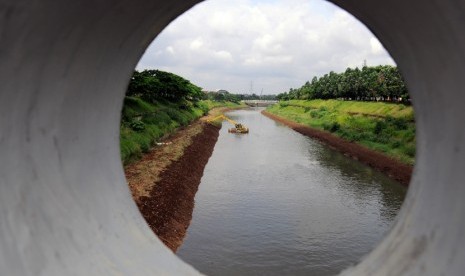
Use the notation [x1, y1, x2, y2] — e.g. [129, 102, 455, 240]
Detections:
[165, 108, 190, 126]
[309, 110, 321, 118]
[386, 116, 408, 130]
[130, 120, 145, 132]
[194, 101, 210, 115]
[374, 121, 386, 134]
[330, 122, 340, 132]
[403, 145, 416, 157]
[142, 111, 172, 126]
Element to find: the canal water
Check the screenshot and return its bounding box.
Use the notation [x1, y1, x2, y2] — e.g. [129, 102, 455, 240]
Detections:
[177, 108, 407, 276]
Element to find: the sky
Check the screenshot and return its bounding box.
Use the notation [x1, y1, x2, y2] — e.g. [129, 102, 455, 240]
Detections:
[136, 0, 395, 95]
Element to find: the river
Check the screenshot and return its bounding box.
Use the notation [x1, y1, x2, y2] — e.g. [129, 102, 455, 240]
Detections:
[177, 108, 407, 276]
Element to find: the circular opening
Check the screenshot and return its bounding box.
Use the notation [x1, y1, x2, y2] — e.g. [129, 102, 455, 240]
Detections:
[121, 0, 415, 275]
[4, 0, 464, 275]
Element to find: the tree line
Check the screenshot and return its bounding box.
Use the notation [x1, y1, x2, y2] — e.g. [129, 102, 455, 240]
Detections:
[203, 90, 277, 102]
[127, 70, 278, 104]
[277, 65, 410, 103]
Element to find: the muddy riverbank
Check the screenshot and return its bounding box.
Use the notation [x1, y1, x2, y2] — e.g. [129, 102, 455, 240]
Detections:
[125, 121, 220, 251]
[262, 110, 413, 186]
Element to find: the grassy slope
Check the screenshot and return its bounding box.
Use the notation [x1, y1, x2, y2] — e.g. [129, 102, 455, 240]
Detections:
[201, 100, 246, 110]
[120, 97, 243, 165]
[266, 99, 416, 165]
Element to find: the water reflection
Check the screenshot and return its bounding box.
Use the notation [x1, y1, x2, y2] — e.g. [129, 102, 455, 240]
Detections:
[177, 109, 406, 276]
[313, 144, 406, 222]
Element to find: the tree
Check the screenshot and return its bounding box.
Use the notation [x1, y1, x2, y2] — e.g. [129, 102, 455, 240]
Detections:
[126, 70, 203, 103]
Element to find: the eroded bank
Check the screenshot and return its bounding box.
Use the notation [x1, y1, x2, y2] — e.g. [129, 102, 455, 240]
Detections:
[262, 110, 412, 186]
[125, 121, 220, 251]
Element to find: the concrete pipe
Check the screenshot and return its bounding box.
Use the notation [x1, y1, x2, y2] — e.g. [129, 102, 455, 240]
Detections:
[0, 0, 464, 275]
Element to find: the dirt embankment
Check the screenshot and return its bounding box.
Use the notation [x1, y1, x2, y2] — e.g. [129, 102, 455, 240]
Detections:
[262, 110, 413, 186]
[125, 121, 220, 252]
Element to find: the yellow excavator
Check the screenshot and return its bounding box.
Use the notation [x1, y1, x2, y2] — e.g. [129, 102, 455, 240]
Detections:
[207, 114, 249, 134]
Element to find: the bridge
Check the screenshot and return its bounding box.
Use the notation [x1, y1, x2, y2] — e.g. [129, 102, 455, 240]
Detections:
[243, 100, 278, 107]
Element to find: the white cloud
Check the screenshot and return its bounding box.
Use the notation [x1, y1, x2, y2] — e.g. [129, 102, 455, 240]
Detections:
[189, 37, 204, 50]
[214, 50, 234, 63]
[137, 0, 395, 94]
[166, 46, 175, 55]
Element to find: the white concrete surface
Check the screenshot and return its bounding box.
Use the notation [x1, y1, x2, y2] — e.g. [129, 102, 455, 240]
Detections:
[0, 0, 464, 275]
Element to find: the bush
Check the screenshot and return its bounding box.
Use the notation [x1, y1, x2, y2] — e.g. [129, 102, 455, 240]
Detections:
[130, 120, 145, 132]
[402, 129, 416, 143]
[374, 121, 386, 134]
[375, 134, 390, 144]
[339, 129, 361, 142]
[144, 125, 164, 140]
[394, 118, 408, 130]
[403, 145, 416, 157]
[386, 116, 408, 130]
[330, 122, 340, 132]
[121, 96, 157, 122]
[195, 101, 210, 115]
[391, 141, 401, 148]
[323, 121, 340, 133]
[164, 108, 190, 126]
[138, 138, 150, 153]
[322, 123, 331, 131]
[309, 110, 320, 118]
[178, 100, 193, 110]
[142, 111, 172, 126]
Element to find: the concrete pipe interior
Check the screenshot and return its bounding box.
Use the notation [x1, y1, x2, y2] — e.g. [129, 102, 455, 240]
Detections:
[1, 0, 464, 275]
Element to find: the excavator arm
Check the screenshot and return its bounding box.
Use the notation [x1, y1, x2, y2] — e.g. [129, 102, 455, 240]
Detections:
[223, 116, 239, 126]
[207, 115, 237, 125]
[207, 114, 249, 134]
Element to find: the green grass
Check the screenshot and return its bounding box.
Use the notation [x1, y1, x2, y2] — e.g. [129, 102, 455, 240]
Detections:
[279, 99, 414, 120]
[267, 99, 416, 165]
[201, 100, 246, 110]
[120, 97, 242, 165]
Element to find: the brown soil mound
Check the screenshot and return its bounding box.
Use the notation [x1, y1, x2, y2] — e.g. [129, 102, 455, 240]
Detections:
[136, 123, 220, 252]
[125, 123, 204, 201]
[262, 110, 413, 186]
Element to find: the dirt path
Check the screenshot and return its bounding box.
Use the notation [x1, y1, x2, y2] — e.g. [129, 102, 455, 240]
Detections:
[262, 110, 413, 186]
